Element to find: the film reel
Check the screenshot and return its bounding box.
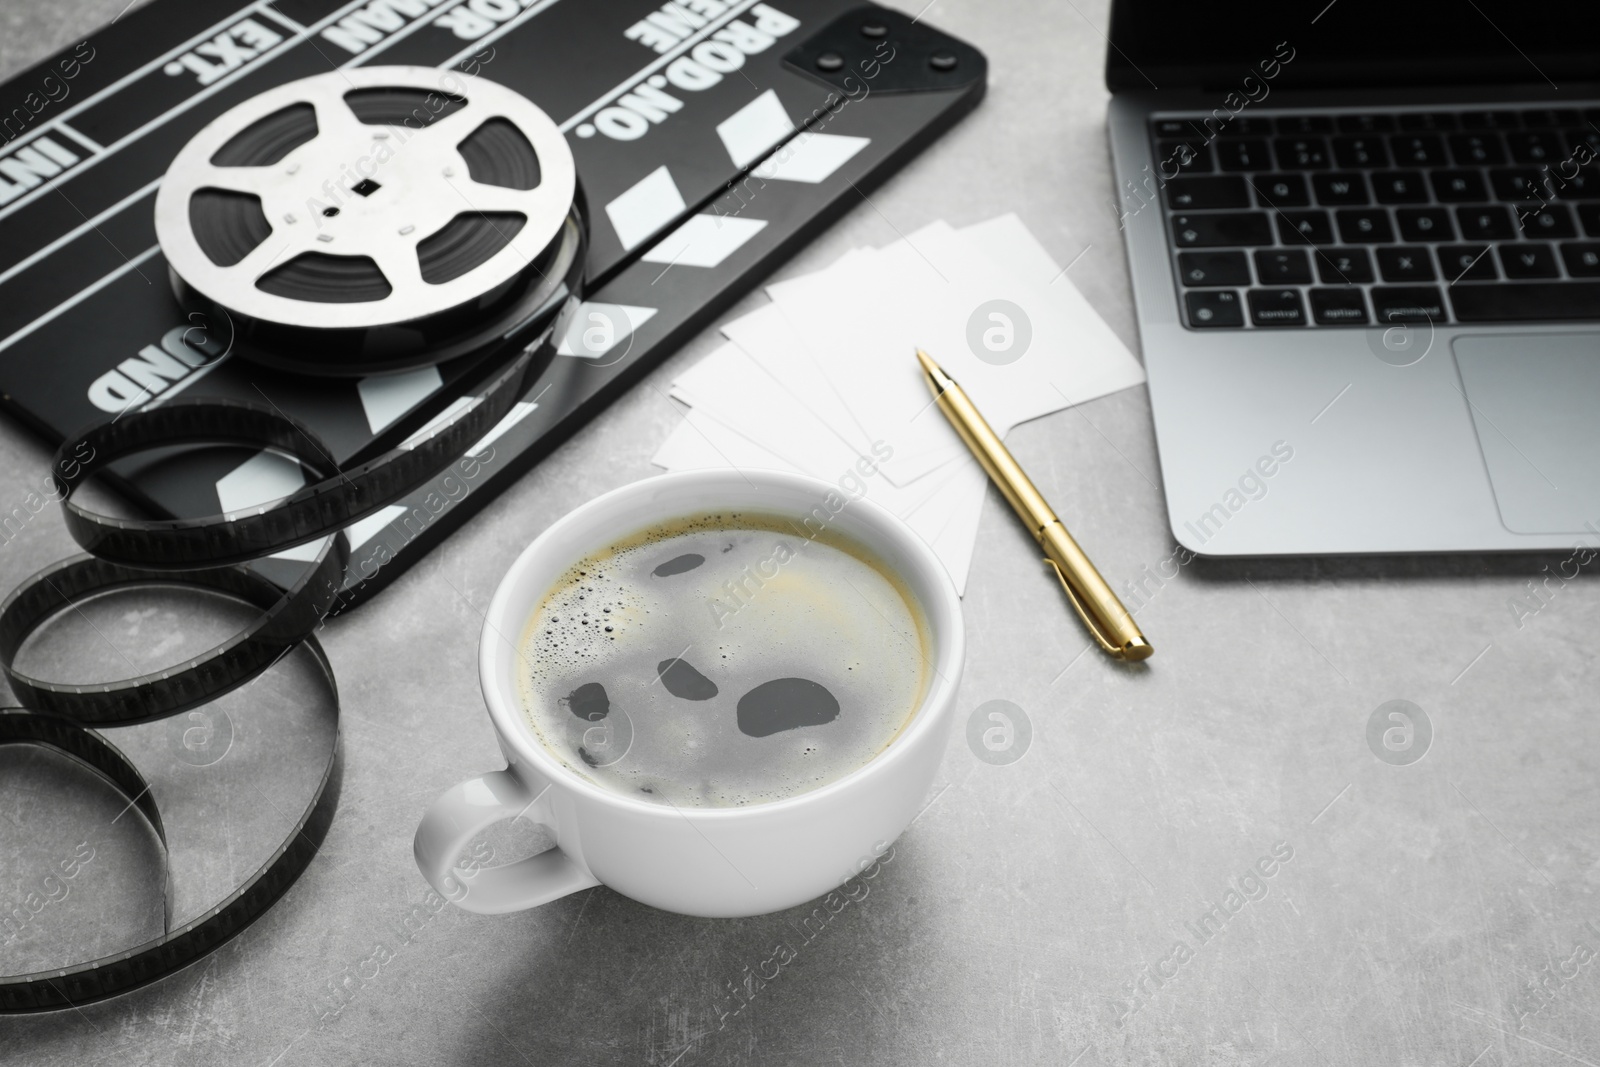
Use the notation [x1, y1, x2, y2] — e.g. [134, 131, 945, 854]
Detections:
[154, 66, 584, 376]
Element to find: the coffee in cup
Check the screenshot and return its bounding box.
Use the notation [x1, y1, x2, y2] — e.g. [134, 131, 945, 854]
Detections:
[515, 511, 933, 808]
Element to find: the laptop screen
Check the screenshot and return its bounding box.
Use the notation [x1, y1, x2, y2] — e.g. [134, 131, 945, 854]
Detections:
[1105, 1, 1600, 92]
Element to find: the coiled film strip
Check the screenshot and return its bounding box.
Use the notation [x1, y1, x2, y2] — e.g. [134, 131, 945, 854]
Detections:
[0, 326, 562, 1010]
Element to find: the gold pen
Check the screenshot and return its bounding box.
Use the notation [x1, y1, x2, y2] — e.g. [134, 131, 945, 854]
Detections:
[916, 349, 1152, 662]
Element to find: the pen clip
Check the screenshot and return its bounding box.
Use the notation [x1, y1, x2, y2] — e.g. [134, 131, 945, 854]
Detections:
[1042, 557, 1122, 657]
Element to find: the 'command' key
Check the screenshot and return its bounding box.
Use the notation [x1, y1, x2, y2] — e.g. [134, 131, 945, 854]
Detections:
[1371, 286, 1446, 322]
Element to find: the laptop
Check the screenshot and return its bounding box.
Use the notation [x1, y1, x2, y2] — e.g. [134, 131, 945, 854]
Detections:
[1105, 1, 1600, 555]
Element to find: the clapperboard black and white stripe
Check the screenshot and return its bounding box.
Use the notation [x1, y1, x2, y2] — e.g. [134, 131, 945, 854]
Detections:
[0, 0, 985, 606]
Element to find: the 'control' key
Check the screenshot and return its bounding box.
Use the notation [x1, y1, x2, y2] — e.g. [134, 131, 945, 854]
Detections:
[1247, 288, 1307, 326]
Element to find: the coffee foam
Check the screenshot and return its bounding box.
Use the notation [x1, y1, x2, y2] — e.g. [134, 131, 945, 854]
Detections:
[515, 511, 931, 808]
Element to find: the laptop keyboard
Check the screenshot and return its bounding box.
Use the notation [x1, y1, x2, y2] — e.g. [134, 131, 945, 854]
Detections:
[1148, 108, 1600, 329]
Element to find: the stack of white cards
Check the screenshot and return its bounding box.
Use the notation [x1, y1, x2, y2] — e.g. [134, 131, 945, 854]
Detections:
[651, 214, 1146, 595]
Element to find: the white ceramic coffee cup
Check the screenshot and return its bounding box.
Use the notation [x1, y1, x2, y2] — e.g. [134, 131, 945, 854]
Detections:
[413, 469, 965, 918]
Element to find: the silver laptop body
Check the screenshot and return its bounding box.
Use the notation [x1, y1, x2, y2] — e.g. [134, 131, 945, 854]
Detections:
[1110, 80, 1600, 557]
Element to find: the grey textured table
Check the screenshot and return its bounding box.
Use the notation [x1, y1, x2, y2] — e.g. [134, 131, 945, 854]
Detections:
[4, 2, 1599, 1064]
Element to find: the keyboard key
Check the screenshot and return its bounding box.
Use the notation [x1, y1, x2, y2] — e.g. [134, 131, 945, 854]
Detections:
[1507, 131, 1562, 164]
[1563, 128, 1600, 156]
[1456, 205, 1517, 240]
[1580, 203, 1600, 236]
[1376, 246, 1437, 282]
[1371, 286, 1447, 322]
[1277, 210, 1333, 245]
[1251, 173, 1311, 207]
[1448, 133, 1506, 165]
[1561, 242, 1600, 276]
[1430, 170, 1489, 202]
[1373, 171, 1429, 203]
[1171, 212, 1274, 247]
[1177, 250, 1251, 286]
[1248, 288, 1307, 326]
[1499, 243, 1560, 278]
[1336, 208, 1395, 243]
[1316, 247, 1374, 284]
[1313, 172, 1369, 205]
[1390, 134, 1446, 166]
[1157, 140, 1213, 174]
[1522, 108, 1582, 128]
[1185, 289, 1244, 326]
[1398, 112, 1456, 132]
[1491, 168, 1557, 201]
[1438, 244, 1498, 281]
[1332, 136, 1390, 168]
[1254, 248, 1312, 284]
[1337, 114, 1395, 134]
[1451, 281, 1600, 321]
[1553, 168, 1600, 199]
[1214, 116, 1273, 137]
[1517, 202, 1577, 238]
[1274, 137, 1330, 169]
[1397, 207, 1456, 242]
[1277, 115, 1334, 135]
[1461, 110, 1521, 130]
[1215, 139, 1271, 171]
[1166, 176, 1252, 209]
[1153, 118, 1202, 138]
[1308, 287, 1369, 324]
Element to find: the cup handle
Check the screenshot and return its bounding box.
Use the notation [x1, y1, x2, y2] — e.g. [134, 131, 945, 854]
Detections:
[413, 769, 600, 914]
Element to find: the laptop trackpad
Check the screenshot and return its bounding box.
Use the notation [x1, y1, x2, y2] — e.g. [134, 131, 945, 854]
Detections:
[1454, 333, 1600, 534]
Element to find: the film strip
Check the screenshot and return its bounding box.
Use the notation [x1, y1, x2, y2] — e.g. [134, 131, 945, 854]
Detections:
[0, 333, 552, 1009]
[0, 629, 340, 1013]
[0, 337, 551, 1009]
